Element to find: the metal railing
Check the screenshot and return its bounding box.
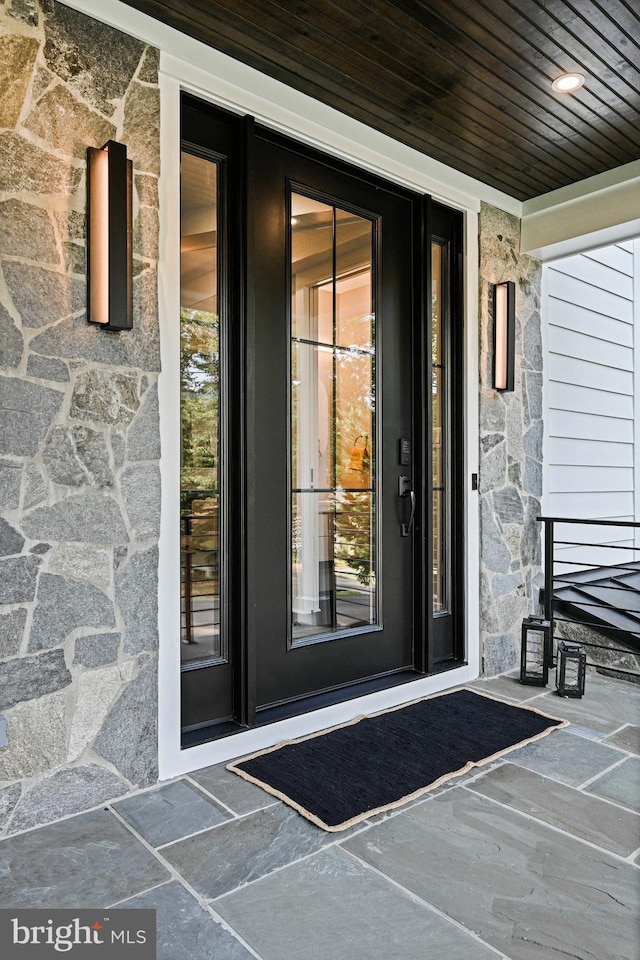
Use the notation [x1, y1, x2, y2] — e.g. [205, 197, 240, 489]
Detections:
[181, 510, 220, 649]
[538, 516, 640, 679]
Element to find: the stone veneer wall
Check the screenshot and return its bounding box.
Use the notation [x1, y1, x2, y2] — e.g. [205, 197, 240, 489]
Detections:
[478, 202, 544, 675]
[0, 0, 160, 835]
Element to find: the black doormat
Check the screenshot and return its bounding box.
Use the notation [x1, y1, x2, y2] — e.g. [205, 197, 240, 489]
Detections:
[227, 688, 568, 831]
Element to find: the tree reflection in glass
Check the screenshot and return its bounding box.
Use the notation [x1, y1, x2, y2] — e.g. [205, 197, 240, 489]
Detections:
[180, 151, 222, 662]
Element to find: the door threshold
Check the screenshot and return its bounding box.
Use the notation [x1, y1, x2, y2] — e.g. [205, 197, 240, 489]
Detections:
[256, 659, 468, 725]
[255, 669, 424, 727]
[181, 671, 422, 749]
[181, 662, 468, 749]
[181, 718, 245, 750]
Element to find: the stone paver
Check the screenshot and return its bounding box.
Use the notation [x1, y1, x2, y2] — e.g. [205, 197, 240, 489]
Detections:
[506, 727, 623, 785]
[216, 846, 498, 960]
[113, 779, 231, 847]
[557, 720, 608, 741]
[536, 674, 640, 732]
[467, 761, 640, 856]
[343, 789, 640, 960]
[0, 809, 169, 909]
[115, 881, 255, 960]
[604, 723, 640, 755]
[189, 763, 278, 816]
[469, 672, 545, 703]
[586, 756, 640, 813]
[161, 802, 345, 901]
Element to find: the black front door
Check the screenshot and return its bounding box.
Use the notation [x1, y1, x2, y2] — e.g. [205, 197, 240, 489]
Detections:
[179, 95, 465, 741]
[249, 133, 416, 710]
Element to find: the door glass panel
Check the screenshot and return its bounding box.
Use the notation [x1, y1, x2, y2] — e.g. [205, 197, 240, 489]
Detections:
[180, 151, 223, 664]
[291, 191, 376, 642]
[432, 241, 447, 613]
[336, 211, 373, 348]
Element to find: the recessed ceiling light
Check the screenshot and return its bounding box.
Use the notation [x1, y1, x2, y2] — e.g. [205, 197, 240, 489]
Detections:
[551, 73, 585, 93]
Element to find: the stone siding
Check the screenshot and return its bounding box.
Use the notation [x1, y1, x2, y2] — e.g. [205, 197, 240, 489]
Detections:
[478, 203, 543, 675]
[0, 0, 160, 835]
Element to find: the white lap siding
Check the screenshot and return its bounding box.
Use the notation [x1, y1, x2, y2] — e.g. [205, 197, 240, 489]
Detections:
[543, 240, 639, 569]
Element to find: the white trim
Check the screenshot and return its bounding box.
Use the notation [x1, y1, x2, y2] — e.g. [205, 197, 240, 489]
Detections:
[464, 212, 481, 679]
[521, 163, 640, 262]
[157, 72, 183, 780]
[162, 55, 496, 215]
[524, 161, 640, 215]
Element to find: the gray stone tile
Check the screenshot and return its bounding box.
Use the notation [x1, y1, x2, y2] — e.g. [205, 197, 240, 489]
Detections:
[115, 881, 255, 960]
[161, 802, 344, 901]
[467, 762, 640, 857]
[562, 722, 608, 741]
[604, 724, 640, 756]
[587, 757, 640, 814]
[583, 673, 640, 722]
[0, 809, 169, 908]
[344, 790, 640, 960]
[469, 672, 546, 703]
[507, 728, 622, 786]
[189, 763, 276, 816]
[530, 695, 619, 734]
[113, 780, 231, 847]
[216, 846, 498, 960]
[537, 676, 640, 731]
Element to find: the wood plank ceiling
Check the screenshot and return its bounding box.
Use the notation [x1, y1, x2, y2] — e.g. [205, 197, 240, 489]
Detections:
[122, 0, 640, 201]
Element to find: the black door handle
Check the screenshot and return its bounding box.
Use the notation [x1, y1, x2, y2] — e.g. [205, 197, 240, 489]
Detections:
[398, 476, 415, 537]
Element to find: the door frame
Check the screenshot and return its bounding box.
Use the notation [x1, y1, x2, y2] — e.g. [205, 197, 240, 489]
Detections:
[157, 58, 481, 781]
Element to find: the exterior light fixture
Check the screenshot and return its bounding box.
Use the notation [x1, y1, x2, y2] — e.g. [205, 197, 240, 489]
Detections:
[520, 616, 552, 686]
[556, 640, 587, 698]
[492, 280, 515, 391]
[551, 73, 585, 94]
[87, 139, 133, 331]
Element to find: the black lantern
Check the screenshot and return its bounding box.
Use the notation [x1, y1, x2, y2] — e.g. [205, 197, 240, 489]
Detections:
[520, 616, 552, 685]
[556, 641, 587, 698]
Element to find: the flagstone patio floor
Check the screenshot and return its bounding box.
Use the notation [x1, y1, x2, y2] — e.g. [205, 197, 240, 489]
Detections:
[1, 669, 638, 959]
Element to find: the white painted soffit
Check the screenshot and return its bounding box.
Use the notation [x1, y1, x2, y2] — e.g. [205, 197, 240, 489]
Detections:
[521, 160, 640, 262]
[58, 0, 520, 215]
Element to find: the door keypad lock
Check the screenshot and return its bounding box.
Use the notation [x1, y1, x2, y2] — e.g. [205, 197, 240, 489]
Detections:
[398, 475, 415, 537]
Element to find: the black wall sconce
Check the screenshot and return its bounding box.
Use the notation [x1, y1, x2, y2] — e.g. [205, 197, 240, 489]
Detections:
[520, 616, 552, 686]
[556, 640, 587, 698]
[493, 280, 515, 391]
[87, 140, 133, 331]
